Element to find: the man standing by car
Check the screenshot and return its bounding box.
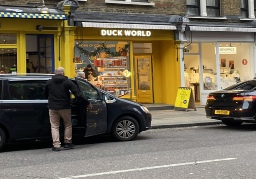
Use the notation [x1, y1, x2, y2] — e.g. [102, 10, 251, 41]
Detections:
[44, 67, 91, 151]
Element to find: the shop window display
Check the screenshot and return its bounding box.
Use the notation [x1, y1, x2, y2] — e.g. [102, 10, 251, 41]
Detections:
[0, 48, 17, 74]
[185, 42, 253, 92]
[74, 41, 130, 97]
[219, 43, 253, 89]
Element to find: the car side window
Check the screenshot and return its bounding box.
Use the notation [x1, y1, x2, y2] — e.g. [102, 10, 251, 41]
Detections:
[8, 80, 47, 100]
[76, 80, 100, 100]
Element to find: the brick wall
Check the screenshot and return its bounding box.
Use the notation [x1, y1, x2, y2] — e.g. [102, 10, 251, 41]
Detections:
[0, 0, 243, 17]
[0, 0, 186, 15]
[80, 0, 186, 15]
[221, 0, 240, 16]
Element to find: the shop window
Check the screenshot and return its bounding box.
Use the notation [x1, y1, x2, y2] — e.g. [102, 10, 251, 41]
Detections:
[241, 0, 249, 18]
[0, 34, 16, 44]
[184, 43, 199, 53]
[186, 0, 200, 16]
[219, 43, 253, 89]
[74, 41, 131, 98]
[206, 0, 220, 17]
[202, 43, 217, 90]
[0, 48, 17, 74]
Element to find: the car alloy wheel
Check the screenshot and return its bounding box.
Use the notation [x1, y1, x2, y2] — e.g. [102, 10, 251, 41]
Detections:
[112, 117, 139, 141]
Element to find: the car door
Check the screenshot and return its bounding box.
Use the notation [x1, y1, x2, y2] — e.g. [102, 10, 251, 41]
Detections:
[75, 78, 108, 137]
[1, 79, 51, 140]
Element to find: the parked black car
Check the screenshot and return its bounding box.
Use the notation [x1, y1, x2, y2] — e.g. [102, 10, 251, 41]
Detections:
[205, 80, 256, 126]
[0, 74, 151, 151]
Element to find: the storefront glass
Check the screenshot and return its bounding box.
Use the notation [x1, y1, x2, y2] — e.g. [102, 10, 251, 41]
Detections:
[74, 41, 131, 97]
[0, 33, 16, 44]
[219, 43, 253, 89]
[0, 48, 17, 73]
[202, 43, 217, 90]
[184, 42, 254, 104]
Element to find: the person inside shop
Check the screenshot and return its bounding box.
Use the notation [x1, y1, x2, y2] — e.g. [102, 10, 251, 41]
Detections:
[76, 71, 85, 78]
[83, 64, 97, 81]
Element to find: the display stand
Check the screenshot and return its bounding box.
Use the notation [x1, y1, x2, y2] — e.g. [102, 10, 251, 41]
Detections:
[94, 57, 130, 96]
[174, 87, 197, 111]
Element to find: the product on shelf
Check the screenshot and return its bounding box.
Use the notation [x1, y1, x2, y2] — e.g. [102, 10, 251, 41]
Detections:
[96, 57, 129, 97]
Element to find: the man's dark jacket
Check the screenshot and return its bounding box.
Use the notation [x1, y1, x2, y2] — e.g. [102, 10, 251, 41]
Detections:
[44, 74, 90, 110]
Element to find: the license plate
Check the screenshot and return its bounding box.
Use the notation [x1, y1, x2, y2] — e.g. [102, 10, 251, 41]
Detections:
[214, 110, 230, 115]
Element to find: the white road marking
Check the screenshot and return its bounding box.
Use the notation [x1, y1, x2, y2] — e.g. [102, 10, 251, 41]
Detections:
[59, 158, 236, 179]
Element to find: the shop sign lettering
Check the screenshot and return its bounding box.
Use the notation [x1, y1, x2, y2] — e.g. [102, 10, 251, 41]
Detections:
[101, 30, 151, 37]
[215, 47, 236, 54]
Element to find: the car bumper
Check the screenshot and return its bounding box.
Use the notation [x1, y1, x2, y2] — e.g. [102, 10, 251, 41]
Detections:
[146, 113, 152, 129]
[205, 107, 256, 121]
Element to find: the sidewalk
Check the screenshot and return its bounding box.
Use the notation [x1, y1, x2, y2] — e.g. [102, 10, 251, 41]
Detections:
[142, 104, 222, 129]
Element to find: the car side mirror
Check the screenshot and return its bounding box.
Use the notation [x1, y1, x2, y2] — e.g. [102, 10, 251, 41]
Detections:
[104, 94, 116, 104]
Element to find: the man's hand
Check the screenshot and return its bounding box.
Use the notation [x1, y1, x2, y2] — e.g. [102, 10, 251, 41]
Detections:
[87, 103, 93, 109]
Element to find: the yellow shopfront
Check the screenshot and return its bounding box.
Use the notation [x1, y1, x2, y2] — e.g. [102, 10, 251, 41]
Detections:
[0, 7, 72, 76]
[73, 27, 181, 105]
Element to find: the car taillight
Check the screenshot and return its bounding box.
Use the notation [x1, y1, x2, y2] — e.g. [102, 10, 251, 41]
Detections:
[207, 95, 215, 100]
[233, 96, 256, 101]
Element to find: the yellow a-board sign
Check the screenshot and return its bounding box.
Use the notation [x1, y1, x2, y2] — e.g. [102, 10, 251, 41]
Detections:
[174, 87, 196, 111]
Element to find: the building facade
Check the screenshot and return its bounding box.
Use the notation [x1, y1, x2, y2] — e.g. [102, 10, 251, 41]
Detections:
[184, 0, 256, 105]
[1, 0, 256, 105]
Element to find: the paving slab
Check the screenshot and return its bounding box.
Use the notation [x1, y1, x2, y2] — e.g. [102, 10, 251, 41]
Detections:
[147, 106, 222, 129]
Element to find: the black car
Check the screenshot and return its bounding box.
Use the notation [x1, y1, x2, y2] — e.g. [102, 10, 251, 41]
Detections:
[0, 74, 151, 151]
[205, 80, 256, 126]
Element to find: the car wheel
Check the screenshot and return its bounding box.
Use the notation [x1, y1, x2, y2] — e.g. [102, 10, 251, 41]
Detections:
[0, 128, 6, 151]
[221, 119, 243, 127]
[111, 116, 139, 141]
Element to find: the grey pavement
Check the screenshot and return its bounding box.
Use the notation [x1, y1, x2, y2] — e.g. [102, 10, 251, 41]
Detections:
[142, 104, 222, 129]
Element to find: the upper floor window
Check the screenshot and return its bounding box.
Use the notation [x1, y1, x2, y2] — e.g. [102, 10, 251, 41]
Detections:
[254, 0, 256, 18]
[186, 0, 200, 16]
[105, 0, 155, 6]
[206, 0, 220, 17]
[109, 0, 148, 1]
[241, 0, 249, 18]
[186, 0, 220, 17]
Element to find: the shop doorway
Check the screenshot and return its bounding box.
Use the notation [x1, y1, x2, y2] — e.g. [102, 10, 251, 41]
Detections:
[184, 54, 200, 103]
[135, 55, 153, 103]
[26, 34, 54, 73]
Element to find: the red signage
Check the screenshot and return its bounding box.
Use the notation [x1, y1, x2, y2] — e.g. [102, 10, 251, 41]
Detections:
[242, 59, 248, 65]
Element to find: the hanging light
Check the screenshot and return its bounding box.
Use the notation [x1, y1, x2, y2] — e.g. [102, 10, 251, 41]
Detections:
[40, 0, 50, 14]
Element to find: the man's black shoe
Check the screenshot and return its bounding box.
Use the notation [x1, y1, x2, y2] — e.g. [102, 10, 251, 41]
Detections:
[52, 147, 61, 151]
[64, 143, 74, 149]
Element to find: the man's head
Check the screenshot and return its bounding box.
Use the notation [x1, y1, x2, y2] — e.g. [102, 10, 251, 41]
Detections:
[55, 67, 65, 75]
[87, 64, 92, 69]
[76, 71, 85, 78]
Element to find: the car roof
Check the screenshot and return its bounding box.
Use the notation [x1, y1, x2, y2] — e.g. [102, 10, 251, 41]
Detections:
[0, 73, 54, 80]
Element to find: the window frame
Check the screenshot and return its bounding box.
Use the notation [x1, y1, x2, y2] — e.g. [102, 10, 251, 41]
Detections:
[7, 79, 47, 100]
[186, 0, 200, 16]
[206, 0, 220, 17]
[105, 0, 155, 6]
[241, 0, 249, 18]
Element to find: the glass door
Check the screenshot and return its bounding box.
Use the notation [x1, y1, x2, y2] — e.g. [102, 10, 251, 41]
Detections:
[184, 54, 200, 103]
[135, 55, 153, 103]
[37, 35, 54, 73]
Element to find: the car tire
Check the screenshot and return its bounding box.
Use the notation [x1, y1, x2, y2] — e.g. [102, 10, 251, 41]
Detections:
[111, 116, 139, 141]
[221, 119, 243, 127]
[0, 128, 6, 151]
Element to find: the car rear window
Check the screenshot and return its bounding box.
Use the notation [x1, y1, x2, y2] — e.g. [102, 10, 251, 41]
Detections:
[224, 80, 256, 90]
[8, 80, 47, 100]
